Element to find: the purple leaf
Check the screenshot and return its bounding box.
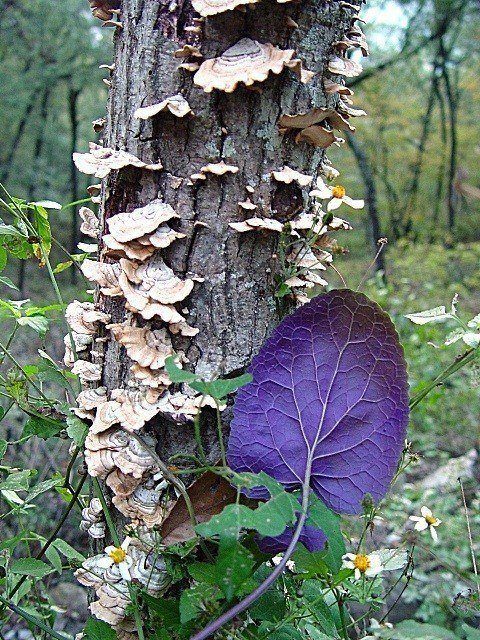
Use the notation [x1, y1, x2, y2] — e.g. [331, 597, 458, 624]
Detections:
[257, 524, 327, 555]
[227, 289, 409, 514]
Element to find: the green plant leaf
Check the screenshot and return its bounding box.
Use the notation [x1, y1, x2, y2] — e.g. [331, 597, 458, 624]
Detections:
[0, 470, 31, 491]
[66, 414, 88, 446]
[165, 357, 199, 383]
[84, 617, 118, 640]
[44, 545, 63, 574]
[179, 584, 220, 624]
[53, 260, 73, 274]
[10, 558, 53, 578]
[52, 538, 85, 562]
[0, 276, 19, 291]
[22, 415, 64, 440]
[17, 315, 49, 336]
[204, 374, 253, 400]
[215, 540, 255, 600]
[306, 495, 345, 573]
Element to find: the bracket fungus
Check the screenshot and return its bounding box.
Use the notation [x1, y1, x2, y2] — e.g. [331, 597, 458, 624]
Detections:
[79, 207, 100, 238]
[328, 55, 363, 78]
[271, 166, 313, 187]
[80, 498, 106, 539]
[199, 161, 239, 176]
[296, 125, 342, 149]
[194, 39, 295, 93]
[73, 143, 163, 179]
[109, 324, 173, 371]
[89, 0, 120, 20]
[192, 0, 258, 16]
[65, 301, 110, 335]
[71, 360, 103, 384]
[81, 260, 123, 297]
[107, 201, 178, 244]
[229, 217, 284, 233]
[119, 255, 194, 306]
[134, 95, 193, 120]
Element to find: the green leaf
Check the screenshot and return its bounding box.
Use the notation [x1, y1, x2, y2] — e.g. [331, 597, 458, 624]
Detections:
[26, 477, 63, 503]
[0, 276, 19, 291]
[84, 617, 118, 640]
[302, 581, 339, 637]
[32, 204, 52, 257]
[144, 594, 181, 629]
[188, 562, 218, 586]
[0, 470, 31, 491]
[44, 545, 63, 575]
[17, 315, 49, 336]
[405, 306, 452, 325]
[0, 224, 26, 238]
[249, 585, 286, 622]
[269, 625, 304, 640]
[52, 539, 85, 562]
[66, 414, 88, 446]
[306, 495, 345, 573]
[22, 415, 64, 440]
[215, 541, 255, 600]
[165, 357, 199, 383]
[463, 624, 480, 640]
[0, 246, 7, 271]
[179, 584, 220, 624]
[0, 440, 7, 461]
[10, 558, 53, 578]
[196, 504, 256, 542]
[53, 261, 73, 274]
[204, 374, 253, 400]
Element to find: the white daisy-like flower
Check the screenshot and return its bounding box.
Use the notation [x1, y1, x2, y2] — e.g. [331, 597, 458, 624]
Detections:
[342, 552, 383, 580]
[97, 536, 133, 581]
[409, 506, 441, 542]
[310, 177, 364, 212]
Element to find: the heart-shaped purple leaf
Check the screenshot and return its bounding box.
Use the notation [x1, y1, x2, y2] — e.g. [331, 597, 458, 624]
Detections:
[227, 289, 409, 514]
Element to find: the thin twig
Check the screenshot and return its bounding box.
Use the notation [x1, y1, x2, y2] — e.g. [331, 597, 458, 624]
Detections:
[458, 477, 480, 599]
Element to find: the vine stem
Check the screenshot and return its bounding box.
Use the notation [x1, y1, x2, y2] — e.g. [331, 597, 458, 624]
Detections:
[409, 347, 477, 409]
[8, 473, 87, 600]
[0, 594, 70, 640]
[190, 457, 313, 640]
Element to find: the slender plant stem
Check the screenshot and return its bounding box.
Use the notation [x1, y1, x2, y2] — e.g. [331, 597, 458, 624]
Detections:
[8, 474, 87, 600]
[335, 589, 349, 640]
[215, 403, 227, 467]
[0, 594, 70, 640]
[193, 408, 207, 464]
[93, 477, 120, 547]
[409, 348, 477, 409]
[458, 478, 480, 599]
[0, 341, 52, 403]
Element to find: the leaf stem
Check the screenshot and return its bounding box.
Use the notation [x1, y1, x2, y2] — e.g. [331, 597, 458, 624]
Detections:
[215, 402, 227, 467]
[0, 594, 70, 640]
[409, 348, 477, 409]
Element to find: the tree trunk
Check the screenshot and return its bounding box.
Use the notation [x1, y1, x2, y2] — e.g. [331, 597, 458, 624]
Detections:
[345, 131, 385, 275]
[99, 0, 362, 460]
[69, 84, 80, 284]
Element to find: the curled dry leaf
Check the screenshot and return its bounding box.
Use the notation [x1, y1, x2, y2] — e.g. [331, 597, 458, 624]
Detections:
[65, 301, 111, 335]
[107, 200, 178, 243]
[79, 207, 100, 238]
[161, 471, 237, 544]
[109, 324, 173, 370]
[73, 143, 163, 179]
[271, 166, 313, 187]
[134, 94, 193, 120]
[194, 38, 295, 93]
[81, 260, 123, 296]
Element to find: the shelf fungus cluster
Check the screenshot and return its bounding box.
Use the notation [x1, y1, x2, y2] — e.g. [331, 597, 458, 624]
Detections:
[75, 0, 368, 633]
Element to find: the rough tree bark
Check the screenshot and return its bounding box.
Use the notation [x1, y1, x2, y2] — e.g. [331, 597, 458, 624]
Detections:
[99, 0, 362, 461]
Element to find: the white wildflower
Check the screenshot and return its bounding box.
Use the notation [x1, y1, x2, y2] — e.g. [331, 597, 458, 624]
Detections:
[310, 177, 364, 211]
[342, 552, 383, 580]
[97, 536, 133, 581]
[409, 506, 441, 542]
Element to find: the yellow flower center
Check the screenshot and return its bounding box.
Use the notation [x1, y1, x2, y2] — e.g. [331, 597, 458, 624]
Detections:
[332, 185, 346, 199]
[109, 547, 127, 564]
[353, 554, 370, 573]
[425, 515, 437, 525]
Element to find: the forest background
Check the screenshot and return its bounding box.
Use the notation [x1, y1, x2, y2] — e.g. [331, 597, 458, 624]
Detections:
[0, 0, 479, 637]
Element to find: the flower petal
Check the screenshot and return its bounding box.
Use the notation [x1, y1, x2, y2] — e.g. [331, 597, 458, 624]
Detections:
[414, 520, 428, 531]
[96, 556, 114, 569]
[430, 526, 438, 542]
[421, 506, 432, 518]
[342, 196, 364, 209]
[327, 198, 343, 211]
[119, 562, 132, 581]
